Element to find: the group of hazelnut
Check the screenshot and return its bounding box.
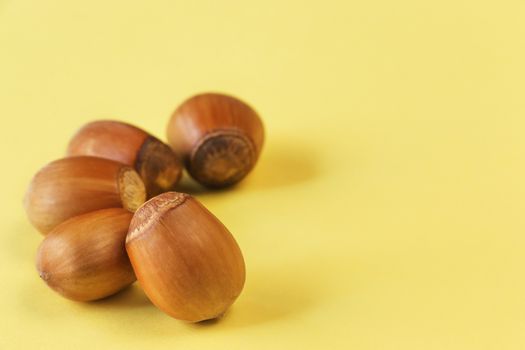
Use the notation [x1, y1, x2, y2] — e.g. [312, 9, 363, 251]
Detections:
[23, 93, 264, 322]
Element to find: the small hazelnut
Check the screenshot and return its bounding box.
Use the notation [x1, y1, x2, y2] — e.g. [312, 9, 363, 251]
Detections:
[167, 93, 264, 188]
[24, 156, 146, 234]
[36, 208, 136, 301]
[67, 120, 183, 197]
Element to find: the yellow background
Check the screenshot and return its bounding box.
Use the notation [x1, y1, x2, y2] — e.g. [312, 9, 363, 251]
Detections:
[1, 0, 525, 349]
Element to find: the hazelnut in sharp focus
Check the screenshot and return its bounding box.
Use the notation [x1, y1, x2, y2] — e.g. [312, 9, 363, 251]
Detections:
[126, 191, 246, 322]
[24, 156, 146, 234]
[166, 93, 264, 188]
[36, 208, 136, 301]
[67, 120, 183, 197]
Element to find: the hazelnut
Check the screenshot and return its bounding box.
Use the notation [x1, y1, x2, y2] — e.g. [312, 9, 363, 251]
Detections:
[67, 120, 183, 197]
[24, 156, 146, 234]
[167, 93, 264, 188]
[126, 192, 246, 322]
[36, 208, 136, 301]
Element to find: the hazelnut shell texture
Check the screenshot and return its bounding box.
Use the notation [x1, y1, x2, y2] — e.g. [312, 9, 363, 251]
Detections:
[167, 93, 264, 188]
[126, 192, 246, 322]
[67, 120, 182, 197]
[36, 208, 136, 301]
[24, 156, 146, 234]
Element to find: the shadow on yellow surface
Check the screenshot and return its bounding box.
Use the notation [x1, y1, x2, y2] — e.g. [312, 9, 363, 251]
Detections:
[214, 265, 316, 329]
[174, 137, 319, 196]
[241, 138, 319, 191]
[173, 172, 209, 195]
[79, 262, 316, 332]
[90, 284, 151, 309]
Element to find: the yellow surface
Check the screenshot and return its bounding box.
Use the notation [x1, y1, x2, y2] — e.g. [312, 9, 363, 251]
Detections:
[1, 1, 525, 349]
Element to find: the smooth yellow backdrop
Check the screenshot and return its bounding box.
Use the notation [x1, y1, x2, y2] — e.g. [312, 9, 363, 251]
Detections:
[1, 1, 525, 349]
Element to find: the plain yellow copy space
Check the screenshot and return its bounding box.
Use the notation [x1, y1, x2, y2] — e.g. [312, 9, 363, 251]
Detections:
[1, 0, 525, 348]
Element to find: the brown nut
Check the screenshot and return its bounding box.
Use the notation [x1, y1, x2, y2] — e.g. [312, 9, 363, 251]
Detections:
[126, 192, 246, 322]
[24, 156, 146, 234]
[167, 93, 264, 188]
[36, 208, 136, 301]
[67, 120, 183, 197]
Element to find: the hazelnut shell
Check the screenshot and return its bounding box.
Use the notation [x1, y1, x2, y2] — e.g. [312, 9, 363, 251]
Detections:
[67, 120, 183, 197]
[24, 156, 146, 234]
[167, 93, 264, 188]
[36, 208, 136, 301]
[126, 191, 246, 322]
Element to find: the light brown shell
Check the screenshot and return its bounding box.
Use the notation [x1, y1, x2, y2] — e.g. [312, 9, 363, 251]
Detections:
[167, 93, 264, 187]
[67, 120, 183, 197]
[24, 156, 146, 234]
[36, 208, 136, 301]
[126, 192, 246, 322]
